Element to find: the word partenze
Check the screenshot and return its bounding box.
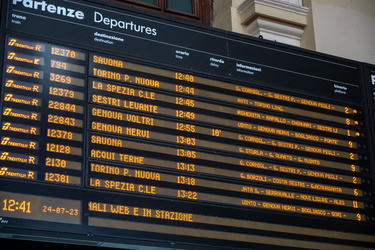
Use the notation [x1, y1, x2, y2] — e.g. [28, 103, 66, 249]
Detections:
[12, 0, 85, 19]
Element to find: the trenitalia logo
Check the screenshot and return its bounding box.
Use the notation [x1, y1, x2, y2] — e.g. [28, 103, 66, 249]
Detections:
[12, 0, 85, 20]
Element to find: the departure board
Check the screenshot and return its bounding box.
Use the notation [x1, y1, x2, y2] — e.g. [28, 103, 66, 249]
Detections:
[0, 0, 374, 249]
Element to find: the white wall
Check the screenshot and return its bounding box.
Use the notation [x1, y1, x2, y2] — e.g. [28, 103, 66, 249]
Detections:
[309, 0, 375, 64]
[212, 0, 375, 64]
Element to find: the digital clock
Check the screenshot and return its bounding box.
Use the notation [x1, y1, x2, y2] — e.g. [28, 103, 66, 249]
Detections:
[2, 198, 31, 213]
[0, 191, 81, 224]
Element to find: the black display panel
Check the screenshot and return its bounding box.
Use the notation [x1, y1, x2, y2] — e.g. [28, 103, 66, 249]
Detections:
[0, 0, 374, 249]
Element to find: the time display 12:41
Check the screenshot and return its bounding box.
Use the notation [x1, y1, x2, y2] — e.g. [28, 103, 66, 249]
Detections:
[0, 191, 82, 224]
[2, 198, 31, 213]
